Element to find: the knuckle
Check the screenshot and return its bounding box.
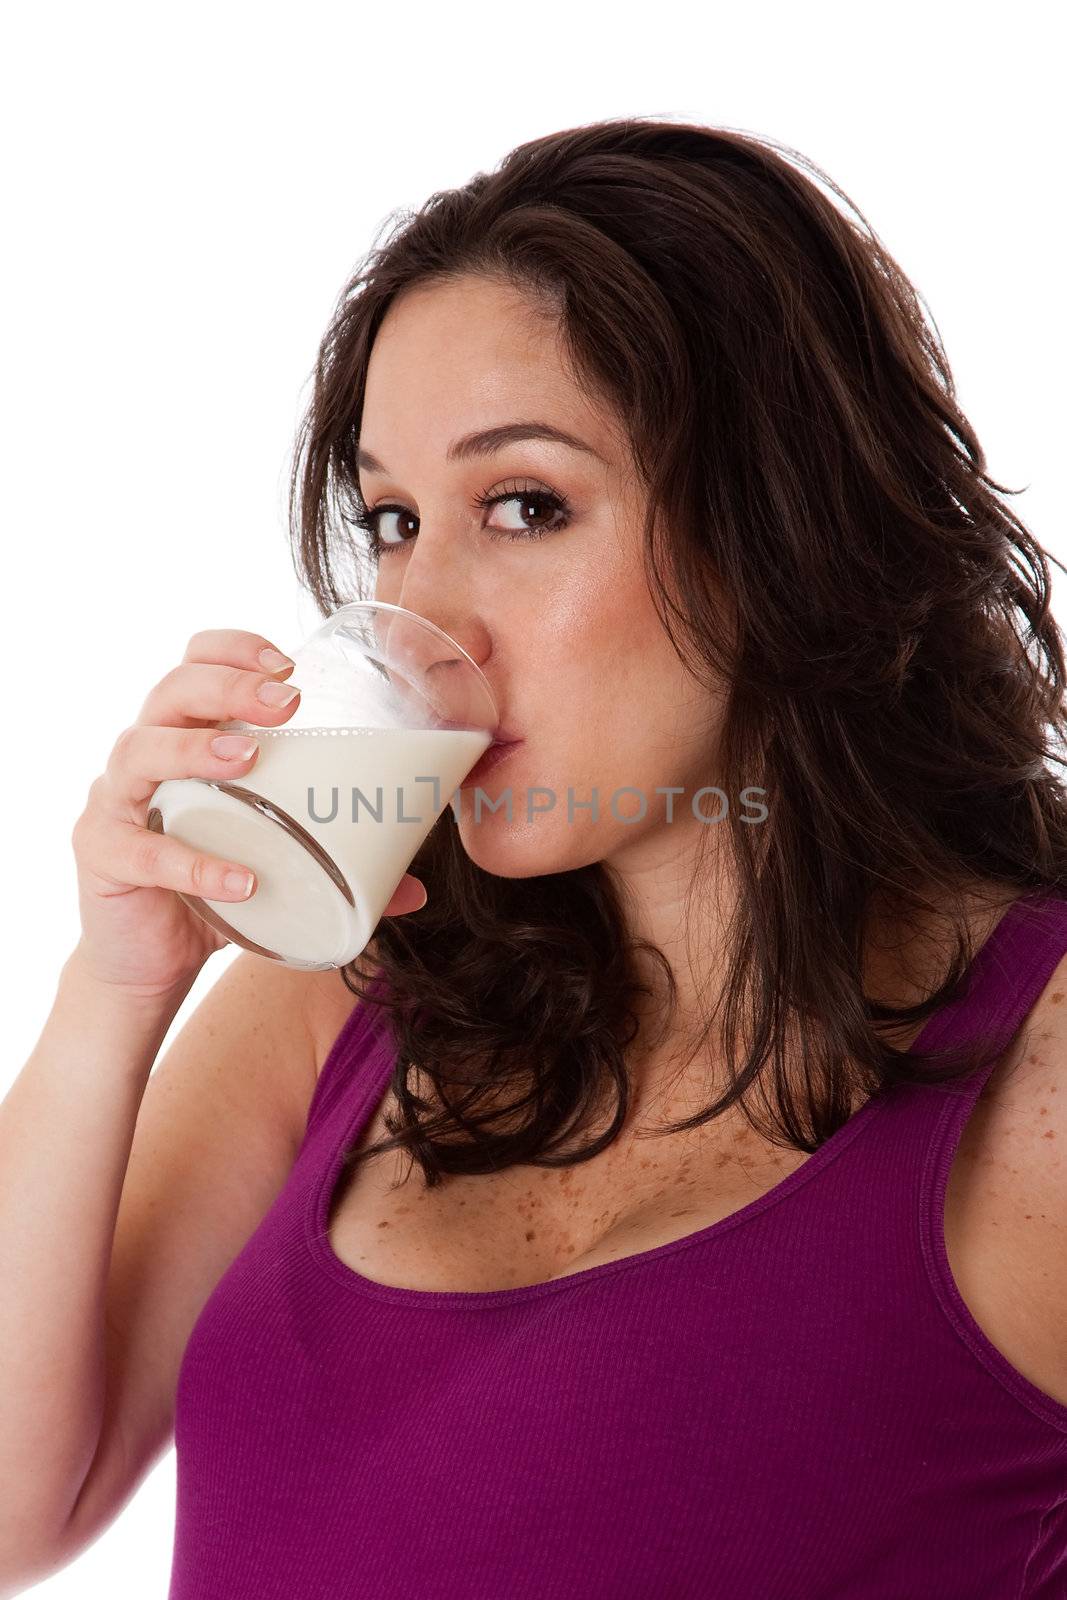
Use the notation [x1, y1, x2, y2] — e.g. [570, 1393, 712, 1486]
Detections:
[85, 772, 111, 811]
[226, 664, 252, 699]
[150, 664, 180, 704]
[108, 724, 139, 770]
[169, 724, 200, 763]
[130, 828, 163, 880]
[187, 853, 214, 894]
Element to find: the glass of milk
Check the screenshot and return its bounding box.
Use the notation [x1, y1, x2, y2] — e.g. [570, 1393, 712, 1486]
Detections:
[145, 601, 497, 971]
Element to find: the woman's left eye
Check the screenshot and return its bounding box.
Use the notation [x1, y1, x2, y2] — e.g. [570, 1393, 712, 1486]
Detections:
[350, 481, 573, 557]
[478, 486, 572, 542]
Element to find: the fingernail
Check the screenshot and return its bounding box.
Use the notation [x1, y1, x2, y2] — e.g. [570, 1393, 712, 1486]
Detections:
[223, 869, 255, 898]
[212, 734, 259, 761]
[259, 648, 294, 672]
[257, 681, 300, 706]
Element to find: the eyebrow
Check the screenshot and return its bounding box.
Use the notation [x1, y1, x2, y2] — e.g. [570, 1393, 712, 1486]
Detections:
[356, 420, 608, 476]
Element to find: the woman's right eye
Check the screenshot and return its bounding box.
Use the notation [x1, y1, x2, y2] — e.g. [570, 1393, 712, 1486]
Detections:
[351, 504, 415, 551]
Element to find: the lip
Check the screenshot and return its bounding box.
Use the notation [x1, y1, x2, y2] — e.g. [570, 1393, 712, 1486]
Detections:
[461, 737, 523, 788]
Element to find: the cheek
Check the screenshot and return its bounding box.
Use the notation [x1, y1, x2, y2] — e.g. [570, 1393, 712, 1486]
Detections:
[533, 614, 713, 790]
[529, 521, 643, 644]
[536, 543, 658, 674]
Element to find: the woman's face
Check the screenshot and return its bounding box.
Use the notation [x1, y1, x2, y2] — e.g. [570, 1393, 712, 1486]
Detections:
[362, 272, 725, 881]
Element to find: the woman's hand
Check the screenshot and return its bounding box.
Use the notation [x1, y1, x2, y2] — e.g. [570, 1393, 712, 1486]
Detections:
[382, 874, 428, 916]
[69, 627, 426, 1000]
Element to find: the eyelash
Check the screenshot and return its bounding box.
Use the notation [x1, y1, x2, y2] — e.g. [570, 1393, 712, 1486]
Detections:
[349, 478, 573, 558]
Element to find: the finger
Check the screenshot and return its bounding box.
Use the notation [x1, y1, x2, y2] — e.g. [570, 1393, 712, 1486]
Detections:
[79, 814, 258, 902]
[180, 629, 296, 675]
[381, 874, 428, 917]
[105, 724, 263, 807]
[135, 660, 301, 731]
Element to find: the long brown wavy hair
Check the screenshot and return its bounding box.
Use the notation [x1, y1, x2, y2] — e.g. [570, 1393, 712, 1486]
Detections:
[287, 115, 1067, 1190]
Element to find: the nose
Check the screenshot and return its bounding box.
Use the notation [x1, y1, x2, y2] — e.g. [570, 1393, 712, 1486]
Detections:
[383, 539, 493, 679]
[371, 544, 496, 725]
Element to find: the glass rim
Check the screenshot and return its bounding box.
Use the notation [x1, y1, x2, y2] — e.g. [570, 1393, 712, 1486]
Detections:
[326, 599, 499, 727]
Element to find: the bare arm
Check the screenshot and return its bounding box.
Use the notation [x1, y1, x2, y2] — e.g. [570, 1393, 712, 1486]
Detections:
[0, 622, 404, 1595]
[0, 945, 354, 1595]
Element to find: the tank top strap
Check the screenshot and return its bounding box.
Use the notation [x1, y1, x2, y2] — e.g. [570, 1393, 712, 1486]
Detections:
[906, 887, 1067, 1109]
[303, 968, 395, 1139]
[301, 893, 1067, 1145]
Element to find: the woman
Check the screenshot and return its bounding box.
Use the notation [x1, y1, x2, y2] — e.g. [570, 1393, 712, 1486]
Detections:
[2, 117, 1065, 1597]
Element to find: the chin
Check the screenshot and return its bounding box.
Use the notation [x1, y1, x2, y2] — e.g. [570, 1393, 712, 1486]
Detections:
[454, 803, 604, 880]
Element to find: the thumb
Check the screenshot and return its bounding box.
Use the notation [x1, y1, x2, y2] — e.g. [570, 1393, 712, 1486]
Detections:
[382, 873, 428, 917]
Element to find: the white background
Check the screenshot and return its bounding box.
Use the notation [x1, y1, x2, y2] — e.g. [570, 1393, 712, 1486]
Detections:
[0, 1, 1062, 1593]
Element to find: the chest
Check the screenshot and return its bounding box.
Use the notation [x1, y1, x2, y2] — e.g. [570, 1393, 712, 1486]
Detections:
[321, 1015, 1067, 1407]
[326, 1086, 815, 1293]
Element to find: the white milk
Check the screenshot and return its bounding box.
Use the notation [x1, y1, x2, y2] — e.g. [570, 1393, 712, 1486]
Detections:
[147, 724, 490, 969]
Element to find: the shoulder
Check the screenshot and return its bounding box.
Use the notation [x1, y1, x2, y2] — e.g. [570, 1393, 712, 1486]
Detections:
[954, 943, 1067, 1403]
[302, 950, 383, 1084]
[978, 939, 1067, 1127]
[978, 953, 1067, 1242]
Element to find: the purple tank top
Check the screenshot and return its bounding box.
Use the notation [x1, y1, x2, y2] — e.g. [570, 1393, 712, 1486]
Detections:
[168, 890, 1067, 1598]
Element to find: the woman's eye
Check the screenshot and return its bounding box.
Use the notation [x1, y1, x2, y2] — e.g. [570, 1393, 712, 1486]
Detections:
[361, 507, 418, 549]
[482, 489, 570, 539]
[353, 486, 572, 555]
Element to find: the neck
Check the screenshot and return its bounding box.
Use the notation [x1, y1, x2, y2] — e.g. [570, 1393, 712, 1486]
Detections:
[614, 872, 1021, 1132]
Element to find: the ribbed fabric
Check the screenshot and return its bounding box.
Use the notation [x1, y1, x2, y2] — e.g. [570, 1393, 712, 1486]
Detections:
[169, 890, 1067, 1598]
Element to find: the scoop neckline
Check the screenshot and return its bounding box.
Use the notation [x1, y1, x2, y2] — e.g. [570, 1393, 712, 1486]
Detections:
[302, 892, 1033, 1310]
[306, 1063, 895, 1309]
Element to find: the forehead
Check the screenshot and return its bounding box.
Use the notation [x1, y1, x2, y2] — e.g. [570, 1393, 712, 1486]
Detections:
[370, 274, 561, 373]
[361, 275, 625, 467]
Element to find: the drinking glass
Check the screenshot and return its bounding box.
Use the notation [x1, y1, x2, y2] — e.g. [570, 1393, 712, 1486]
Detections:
[146, 601, 498, 970]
